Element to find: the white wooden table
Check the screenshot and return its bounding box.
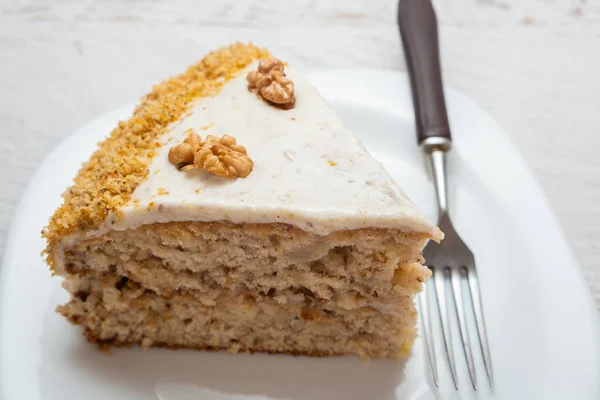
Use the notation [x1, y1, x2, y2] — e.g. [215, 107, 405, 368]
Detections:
[1, 0, 598, 310]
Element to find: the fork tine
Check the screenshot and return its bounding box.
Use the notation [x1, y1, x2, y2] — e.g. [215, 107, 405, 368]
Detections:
[433, 267, 459, 389]
[450, 268, 478, 390]
[418, 283, 439, 387]
[466, 266, 494, 387]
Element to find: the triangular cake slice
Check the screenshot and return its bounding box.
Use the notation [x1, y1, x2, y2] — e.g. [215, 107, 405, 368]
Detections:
[44, 43, 442, 359]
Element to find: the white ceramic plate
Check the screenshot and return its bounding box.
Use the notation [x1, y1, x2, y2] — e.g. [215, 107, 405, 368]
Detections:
[1, 70, 598, 400]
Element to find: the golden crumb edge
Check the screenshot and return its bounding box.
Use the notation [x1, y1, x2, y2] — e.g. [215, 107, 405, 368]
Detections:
[42, 42, 270, 268]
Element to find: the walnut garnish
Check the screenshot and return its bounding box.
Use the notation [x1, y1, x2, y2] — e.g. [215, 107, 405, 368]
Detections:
[247, 58, 295, 109]
[195, 135, 253, 178]
[168, 133, 253, 179]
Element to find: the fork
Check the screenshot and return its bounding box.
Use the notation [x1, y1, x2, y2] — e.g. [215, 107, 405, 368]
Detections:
[397, 0, 494, 390]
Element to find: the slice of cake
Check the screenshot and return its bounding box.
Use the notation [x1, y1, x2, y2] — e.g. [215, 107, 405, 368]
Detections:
[43, 43, 442, 359]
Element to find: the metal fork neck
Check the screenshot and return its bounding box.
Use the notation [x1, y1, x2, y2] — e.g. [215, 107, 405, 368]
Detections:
[422, 142, 450, 218]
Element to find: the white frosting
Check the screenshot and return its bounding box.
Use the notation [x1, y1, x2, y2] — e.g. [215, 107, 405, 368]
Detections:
[99, 65, 439, 238]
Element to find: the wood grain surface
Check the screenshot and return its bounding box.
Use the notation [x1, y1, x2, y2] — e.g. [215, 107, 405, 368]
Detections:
[1, 0, 599, 309]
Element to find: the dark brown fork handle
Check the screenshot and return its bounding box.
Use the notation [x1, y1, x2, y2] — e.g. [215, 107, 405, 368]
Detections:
[398, 0, 452, 145]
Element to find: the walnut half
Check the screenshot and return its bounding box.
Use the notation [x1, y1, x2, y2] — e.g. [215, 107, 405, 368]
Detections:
[168, 133, 253, 179]
[247, 58, 295, 109]
[194, 135, 253, 178]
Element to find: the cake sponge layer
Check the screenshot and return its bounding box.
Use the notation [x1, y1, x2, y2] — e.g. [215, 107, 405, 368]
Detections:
[60, 273, 419, 359]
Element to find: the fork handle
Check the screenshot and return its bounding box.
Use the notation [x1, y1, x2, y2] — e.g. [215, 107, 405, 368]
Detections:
[398, 0, 452, 152]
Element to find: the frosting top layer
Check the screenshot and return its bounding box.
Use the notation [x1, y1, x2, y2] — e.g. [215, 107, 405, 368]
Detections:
[112, 65, 439, 237]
